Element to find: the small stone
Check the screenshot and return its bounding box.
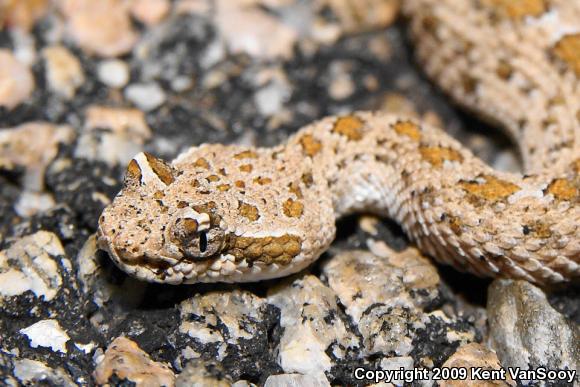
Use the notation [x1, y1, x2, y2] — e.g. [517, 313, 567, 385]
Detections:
[253, 66, 292, 116]
[93, 337, 175, 386]
[255, 82, 289, 116]
[2, 0, 49, 31]
[0, 49, 34, 110]
[323, 0, 399, 34]
[0, 122, 75, 191]
[75, 105, 152, 165]
[267, 275, 359, 375]
[328, 62, 355, 100]
[0, 231, 64, 303]
[177, 289, 280, 380]
[322, 248, 445, 357]
[84, 105, 152, 141]
[125, 82, 166, 111]
[440, 343, 515, 387]
[97, 59, 130, 88]
[61, 0, 138, 57]
[12, 358, 76, 386]
[492, 150, 521, 173]
[15, 191, 56, 217]
[42, 45, 85, 99]
[175, 359, 232, 387]
[179, 290, 268, 346]
[129, 0, 171, 26]
[487, 279, 579, 378]
[231, 381, 254, 387]
[359, 215, 380, 235]
[264, 373, 331, 387]
[171, 76, 194, 92]
[379, 357, 414, 387]
[19, 319, 70, 353]
[215, 2, 298, 59]
[380, 93, 418, 117]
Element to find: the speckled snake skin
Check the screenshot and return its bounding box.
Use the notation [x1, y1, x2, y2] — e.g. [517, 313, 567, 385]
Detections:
[97, 0, 580, 285]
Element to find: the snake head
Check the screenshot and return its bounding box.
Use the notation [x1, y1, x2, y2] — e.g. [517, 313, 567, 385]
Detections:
[97, 147, 324, 284]
[97, 152, 232, 284]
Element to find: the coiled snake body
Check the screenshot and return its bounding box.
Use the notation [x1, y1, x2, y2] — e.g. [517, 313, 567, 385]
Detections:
[98, 0, 580, 285]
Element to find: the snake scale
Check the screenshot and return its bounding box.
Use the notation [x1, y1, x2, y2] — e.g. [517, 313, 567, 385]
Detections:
[97, 0, 580, 286]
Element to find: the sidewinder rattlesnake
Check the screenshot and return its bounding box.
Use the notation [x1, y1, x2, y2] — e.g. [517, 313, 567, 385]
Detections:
[97, 0, 580, 286]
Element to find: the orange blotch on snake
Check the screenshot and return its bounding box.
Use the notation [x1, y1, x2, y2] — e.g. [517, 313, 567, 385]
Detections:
[393, 121, 422, 141]
[234, 150, 259, 159]
[288, 181, 303, 198]
[553, 34, 580, 75]
[546, 179, 578, 201]
[194, 157, 210, 169]
[238, 201, 260, 221]
[419, 146, 463, 167]
[283, 198, 304, 218]
[125, 159, 142, 184]
[460, 175, 520, 202]
[332, 116, 364, 140]
[483, 0, 546, 19]
[239, 164, 253, 173]
[253, 176, 272, 185]
[299, 134, 322, 156]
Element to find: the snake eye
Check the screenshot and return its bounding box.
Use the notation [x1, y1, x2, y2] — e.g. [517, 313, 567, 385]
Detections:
[199, 231, 208, 253]
[169, 213, 224, 260]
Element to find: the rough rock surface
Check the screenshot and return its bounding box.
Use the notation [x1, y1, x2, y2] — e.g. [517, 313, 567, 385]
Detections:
[440, 343, 515, 387]
[93, 336, 175, 386]
[487, 280, 579, 381]
[0, 0, 577, 386]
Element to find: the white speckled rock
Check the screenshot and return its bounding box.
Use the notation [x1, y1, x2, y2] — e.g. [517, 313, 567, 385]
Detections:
[440, 343, 515, 387]
[0, 49, 34, 109]
[322, 246, 440, 356]
[75, 105, 152, 166]
[487, 280, 579, 379]
[125, 82, 166, 111]
[12, 358, 76, 387]
[0, 123, 74, 191]
[94, 337, 175, 386]
[180, 290, 263, 341]
[42, 45, 84, 99]
[19, 319, 70, 354]
[97, 59, 130, 88]
[129, 0, 171, 26]
[61, 0, 138, 57]
[267, 275, 359, 377]
[175, 359, 237, 387]
[378, 357, 414, 387]
[264, 373, 331, 387]
[178, 289, 270, 361]
[0, 231, 65, 302]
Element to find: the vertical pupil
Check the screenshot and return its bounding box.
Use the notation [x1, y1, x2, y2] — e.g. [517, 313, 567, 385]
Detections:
[199, 231, 208, 253]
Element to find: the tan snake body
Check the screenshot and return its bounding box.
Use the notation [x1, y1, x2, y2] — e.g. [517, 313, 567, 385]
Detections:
[97, 0, 580, 285]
